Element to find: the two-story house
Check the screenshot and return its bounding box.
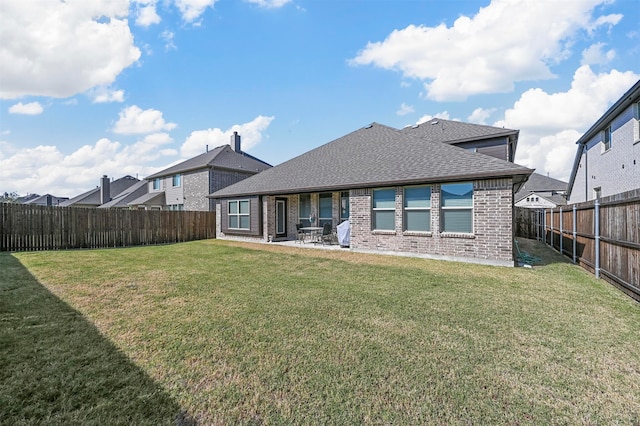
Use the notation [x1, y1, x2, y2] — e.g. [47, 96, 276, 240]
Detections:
[567, 80, 640, 203]
[130, 132, 271, 211]
[515, 172, 567, 209]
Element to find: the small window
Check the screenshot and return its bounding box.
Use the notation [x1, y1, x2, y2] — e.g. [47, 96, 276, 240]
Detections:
[172, 174, 181, 187]
[441, 182, 473, 233]
[228, 200, 250, 230]
[318, 193, 333, 228]
[372, 188, 396, 231]
[603, 126, 611, 151]
[404, 185, 431, 232]
[153, 178, 160, 190]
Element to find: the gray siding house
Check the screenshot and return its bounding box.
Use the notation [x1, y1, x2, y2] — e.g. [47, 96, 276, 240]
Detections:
[210, 123, 533, 266]
[60, 175, 140, 208]
[131, 132, 271, 211]
[514, 172, 567, 209]
[567, 80, 640, 203]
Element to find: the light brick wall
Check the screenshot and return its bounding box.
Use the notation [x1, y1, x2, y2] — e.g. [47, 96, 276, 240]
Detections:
[350, 178, 514, 264]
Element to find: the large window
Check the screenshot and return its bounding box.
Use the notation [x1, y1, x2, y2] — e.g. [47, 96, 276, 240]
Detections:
[372, 188, 396, 231]
[404, 185, 431, 232]
[340, 191, 350, 221]
[318, 193, 333, 228]
[441, 183, 473, 233]
[603, 126, 612, 151]
[228, 200, 250, 230]
[299, 194, 311, 226]
[153, 178, 160, 190]
[172, 174, 181, 187]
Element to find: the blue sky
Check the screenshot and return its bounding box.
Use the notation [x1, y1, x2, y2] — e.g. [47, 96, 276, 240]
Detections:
[1, 0, 638, 197]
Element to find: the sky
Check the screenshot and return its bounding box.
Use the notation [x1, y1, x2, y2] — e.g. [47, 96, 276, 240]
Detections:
[0, 0, 639, 198]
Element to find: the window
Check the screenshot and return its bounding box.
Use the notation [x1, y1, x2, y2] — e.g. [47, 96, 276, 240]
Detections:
[228, 200, 250, 230]
[340, 192, 350, 221]
[299, 194, 311, 226]
[404, 185, 431, 232]
[153, 178, 160, 190]
[372, 188, 396, 231]
[318, 193, 333, 228]
[441, 182, 473, 233]
[172, 174, 181, 187]
[603, 126, 612, 151]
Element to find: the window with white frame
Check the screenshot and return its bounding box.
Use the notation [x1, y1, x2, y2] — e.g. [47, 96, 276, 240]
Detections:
[172, 174, 181, 187]
[404, 185, 431, 232]
[153, 178, 160, 190]
[372, 188, 396, 231]
[441, 182, 473, 233]
[228, 200, 250, 230]
[603, 125, 612, 151]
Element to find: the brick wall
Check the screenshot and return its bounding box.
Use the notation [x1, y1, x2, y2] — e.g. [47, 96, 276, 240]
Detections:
[350, 178, 514, 265]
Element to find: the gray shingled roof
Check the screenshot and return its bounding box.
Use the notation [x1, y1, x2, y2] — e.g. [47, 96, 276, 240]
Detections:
[401, 118, 518, 144]
[514, 172, 567, 202]
[98, 180, 148, 208]
[145, 145, 271, 179]
[59, 175, 140, 207]
[211, 123, 533, 198]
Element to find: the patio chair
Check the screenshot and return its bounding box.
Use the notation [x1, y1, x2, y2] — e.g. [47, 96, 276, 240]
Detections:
[295, 223, 305, 244]
[515, 239, 542, 265]
[320, 222, 334, 245]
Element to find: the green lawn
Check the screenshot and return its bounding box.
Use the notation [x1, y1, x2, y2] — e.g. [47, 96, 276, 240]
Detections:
[2, 239, 639, 424]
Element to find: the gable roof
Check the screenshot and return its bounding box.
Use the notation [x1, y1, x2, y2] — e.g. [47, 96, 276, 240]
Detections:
[211, 123, 533, 198]
[514, 172, 567, 201]
[59, 175, 140, 207]
[401, 118, 518, 145]
[22, 194, 69, 206]
[98, 180, 148, 208]
[145, 145, 271, 179]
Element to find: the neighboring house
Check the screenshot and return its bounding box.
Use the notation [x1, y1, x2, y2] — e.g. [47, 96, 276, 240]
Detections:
[567, 80, 640, 203]
[514, 172, 567, 209]
[402, 118, 519, 162]
[210, 122, 533, 266]
[98, 180, 148, 209]
[60, 175, 140, 208]
[22, 194, 69, 206]
[132, 132, 271, 211]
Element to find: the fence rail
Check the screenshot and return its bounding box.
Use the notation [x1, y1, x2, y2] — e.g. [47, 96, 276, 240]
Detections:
[515, 188, 640, 302]
[1, 204, 216, 252]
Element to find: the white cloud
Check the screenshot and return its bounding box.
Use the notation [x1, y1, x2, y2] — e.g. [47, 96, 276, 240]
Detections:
[0, 0, 141, 99]
[396, 103, 414, 116]
[8, 102, 43, 115]
[91, 87, 125, 103]
[133, 0, 161, 27]
[181, 115, 274, 157]
[112, 105, 177, 135]
[498, 65, 640, 181]
[581, 42, 616, 65]
[350, 0, 619, 101]
[161, 31, 177, 51]
[245, 0, 292, 8]
[468, 108, 496, 125]
[0, 134, 177, 197]
[175, 0, 217, 23]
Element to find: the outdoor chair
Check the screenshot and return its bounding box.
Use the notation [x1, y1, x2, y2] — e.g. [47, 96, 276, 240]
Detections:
[295, 223, 305, 244]
[515, 239, 542, 265]
[320, 222, 334, 245]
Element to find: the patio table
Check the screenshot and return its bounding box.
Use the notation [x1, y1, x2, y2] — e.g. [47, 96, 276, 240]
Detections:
[300, 226, 323, 244]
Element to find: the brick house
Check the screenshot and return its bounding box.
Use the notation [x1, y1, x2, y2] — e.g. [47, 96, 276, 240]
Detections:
[567, 79, 640, 203]
[210, 122, 533, 266]
[130, 132, 271, 211]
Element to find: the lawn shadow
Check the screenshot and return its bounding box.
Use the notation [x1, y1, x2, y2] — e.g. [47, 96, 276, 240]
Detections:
[0, 253, 196, 425]
[516, 237, 570, 267]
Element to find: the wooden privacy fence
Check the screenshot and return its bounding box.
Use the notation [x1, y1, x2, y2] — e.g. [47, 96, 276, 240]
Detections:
[1, 204, 216, 252]
[515, 188, 640, 302]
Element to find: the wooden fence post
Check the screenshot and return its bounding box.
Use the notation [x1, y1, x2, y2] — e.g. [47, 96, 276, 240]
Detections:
[572, 204, 577, 264]
[594, 198, 600, 279]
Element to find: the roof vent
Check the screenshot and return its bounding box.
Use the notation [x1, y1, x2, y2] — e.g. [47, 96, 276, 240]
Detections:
[364, 123, 373, 129]
[411, 124, 419, 128]
[430, 120, 439, 125]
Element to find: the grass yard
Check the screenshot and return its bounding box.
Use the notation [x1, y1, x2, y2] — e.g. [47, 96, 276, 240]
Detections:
[1, 239, 639, 424]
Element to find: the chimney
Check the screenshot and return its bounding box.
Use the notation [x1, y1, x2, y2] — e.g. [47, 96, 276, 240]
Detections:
[230, 131, 241, 152]
[100, 175, 110, 205]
